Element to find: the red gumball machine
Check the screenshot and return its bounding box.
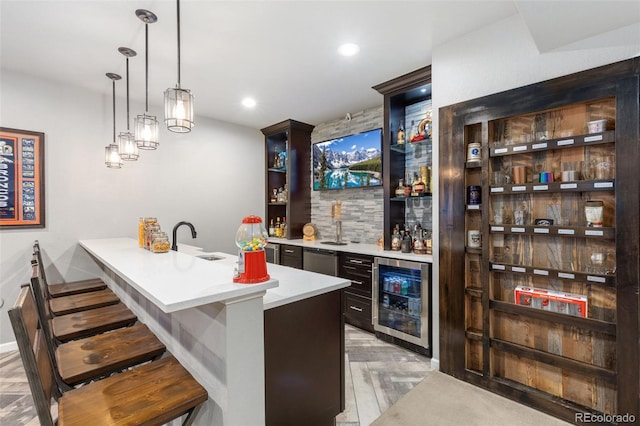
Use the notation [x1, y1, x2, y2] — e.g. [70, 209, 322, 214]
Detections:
[233, 215, 270, 284]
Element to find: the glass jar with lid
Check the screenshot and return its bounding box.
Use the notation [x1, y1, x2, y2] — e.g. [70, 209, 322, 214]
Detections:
[151, 232, 170, 253]
[145, 224, 160, 250]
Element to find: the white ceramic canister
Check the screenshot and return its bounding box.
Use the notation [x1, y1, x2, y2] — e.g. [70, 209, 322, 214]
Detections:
[467, 143, 481, 162]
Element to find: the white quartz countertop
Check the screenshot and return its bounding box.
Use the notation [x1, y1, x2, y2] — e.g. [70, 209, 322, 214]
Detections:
[80, 238, 279, 313]
[80, 238, 350, 312]
[175, 243, 351, 310]
[267, 238, 433, 263]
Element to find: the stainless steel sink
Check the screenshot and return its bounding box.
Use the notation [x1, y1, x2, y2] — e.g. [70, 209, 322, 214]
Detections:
[320, 241, 349, 246]
[196, 254, 225, 261]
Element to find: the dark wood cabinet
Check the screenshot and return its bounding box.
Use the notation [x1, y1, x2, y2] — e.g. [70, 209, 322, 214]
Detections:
[262, 119, 314, 240]
[373, 67, 433, 250]
[339, 252, 374, 332]
[439, 57, 639, 423]
[279, 244, 302, 270]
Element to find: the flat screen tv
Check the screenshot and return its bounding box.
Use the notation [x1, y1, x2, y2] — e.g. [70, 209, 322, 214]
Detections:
[313, 128, 382, 190]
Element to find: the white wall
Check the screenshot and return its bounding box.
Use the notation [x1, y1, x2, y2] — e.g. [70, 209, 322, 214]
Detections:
[429, 14, 640, 364]
[0, 70, 264, 347]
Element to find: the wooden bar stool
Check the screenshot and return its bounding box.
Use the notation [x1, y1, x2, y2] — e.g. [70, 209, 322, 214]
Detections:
[30, 254, 120, 316]
[20, 283, 166, 393]
[9, 286, 208, 426]
[31, 272, 137, 343]
[34, 240, 106, 297]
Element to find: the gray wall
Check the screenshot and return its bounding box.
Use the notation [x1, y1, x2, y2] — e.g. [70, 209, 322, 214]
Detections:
[0, 70, 264, 349]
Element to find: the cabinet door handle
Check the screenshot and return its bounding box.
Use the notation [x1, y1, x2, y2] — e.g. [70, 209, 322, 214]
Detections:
[349, 259, 364, 264]
[344, 265, 357, 271]
[284, 249, 295, 254]
[351, 280, 363, 286]
[349, 306, 363, 312]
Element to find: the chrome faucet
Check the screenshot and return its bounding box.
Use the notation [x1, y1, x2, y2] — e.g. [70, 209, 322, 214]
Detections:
[171, 221, 197, 251]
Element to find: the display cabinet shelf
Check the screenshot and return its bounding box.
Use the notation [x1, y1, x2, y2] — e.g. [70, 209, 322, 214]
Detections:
[489, 262, 616, 285]
[490, 130, 615, 157]
[489, 179, 614, 195]
[489, 225, 615, 239]
[440, 58, 639, 423]
[490, 300, 617, 336]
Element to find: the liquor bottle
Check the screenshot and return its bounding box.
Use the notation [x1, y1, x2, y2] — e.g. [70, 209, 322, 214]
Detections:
[397, 121, 405, 145]
[269, 219, 275, 237]
[404, 173, 412, 197]
[401, 228, 412, 253]
[275, 217, 282, 237]
[412, 172, 425, 194]
[391, 225, 402, 251]
[138, 217, 144, 248]
[395, 179, 405, 197]
[282, 217, 287, 238]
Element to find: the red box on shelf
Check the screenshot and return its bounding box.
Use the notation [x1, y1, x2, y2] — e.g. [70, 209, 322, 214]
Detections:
[514, 285, 588, 318]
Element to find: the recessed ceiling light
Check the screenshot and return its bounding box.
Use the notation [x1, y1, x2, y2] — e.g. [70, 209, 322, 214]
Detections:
[242, 97, 257, 108]
[338, 43, 359, 57]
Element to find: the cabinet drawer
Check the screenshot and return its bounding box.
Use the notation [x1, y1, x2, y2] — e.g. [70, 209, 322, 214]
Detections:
[343, 291, 373, 332]
[339, 253, 373, 297]
[280, 245, 303, 269]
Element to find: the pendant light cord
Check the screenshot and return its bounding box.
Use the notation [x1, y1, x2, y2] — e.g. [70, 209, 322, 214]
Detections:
[145, 23, 149, 112]
[176, 0, 181, 87]
[126, 57, 131, 130]
[112, 80, 116, 143]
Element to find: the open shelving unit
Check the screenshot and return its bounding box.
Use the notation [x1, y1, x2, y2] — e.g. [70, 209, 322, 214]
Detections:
[439, 58, 639, 423]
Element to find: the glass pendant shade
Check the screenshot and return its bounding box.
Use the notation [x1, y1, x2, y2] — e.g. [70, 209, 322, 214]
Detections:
[118, 130, 139, 160]
[165, 86, 194, 133]
[105, 143, 122, 168]
[135, 113, 159, 149]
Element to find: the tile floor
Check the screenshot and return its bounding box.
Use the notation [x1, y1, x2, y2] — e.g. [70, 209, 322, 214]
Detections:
[0, 324, 431, 426]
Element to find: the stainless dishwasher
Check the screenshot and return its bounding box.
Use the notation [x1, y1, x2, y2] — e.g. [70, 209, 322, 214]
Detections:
[303, 248, 338, 276]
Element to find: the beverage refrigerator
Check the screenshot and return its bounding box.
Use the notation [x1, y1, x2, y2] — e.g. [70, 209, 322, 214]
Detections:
[372, 257, 431, 355]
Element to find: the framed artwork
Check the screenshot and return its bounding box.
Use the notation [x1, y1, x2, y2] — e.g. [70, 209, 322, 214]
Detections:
[0, 127, 45, 229]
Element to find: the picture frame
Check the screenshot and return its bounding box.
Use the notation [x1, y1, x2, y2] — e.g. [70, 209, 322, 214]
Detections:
[0, 127, 45, 229]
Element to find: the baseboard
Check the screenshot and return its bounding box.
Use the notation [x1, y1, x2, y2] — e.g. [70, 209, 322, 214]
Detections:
[0, 341, 18, 353]
[430, 357, 440, 371]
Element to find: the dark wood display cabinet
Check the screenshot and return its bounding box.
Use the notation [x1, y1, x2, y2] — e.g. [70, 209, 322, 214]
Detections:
[374, 67, 434, 250]
[339, 252, 374, 332]
[262, 119, 315, 240]
[439, 58, 639, 423]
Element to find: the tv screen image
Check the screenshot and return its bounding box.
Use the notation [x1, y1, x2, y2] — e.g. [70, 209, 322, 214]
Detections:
[313, 128, 382, 190]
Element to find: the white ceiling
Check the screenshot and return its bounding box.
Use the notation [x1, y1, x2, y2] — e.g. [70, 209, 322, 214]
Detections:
[1, 1, 639, 130]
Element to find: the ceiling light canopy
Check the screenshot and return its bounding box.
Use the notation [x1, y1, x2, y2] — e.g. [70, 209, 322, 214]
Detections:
[135, 9, 159, 150]
[165, 0, 194, 133]
[338, 43, 360, 57]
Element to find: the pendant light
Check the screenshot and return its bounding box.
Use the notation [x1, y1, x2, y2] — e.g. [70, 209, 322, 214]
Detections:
[164, 0, 194, 133]
[134, 9, 159, 150]
[117, 47, 139, 160]
[105, 73, 123, 169]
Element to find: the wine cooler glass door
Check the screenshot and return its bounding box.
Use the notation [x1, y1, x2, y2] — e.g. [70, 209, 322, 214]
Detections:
[373, 257, 430, 349]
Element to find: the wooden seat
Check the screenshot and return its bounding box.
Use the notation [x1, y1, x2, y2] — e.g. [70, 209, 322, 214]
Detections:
[31, 271, 137, 343]
[34, 240, 106, 297]
[30, 252, 120, 316]
[20, 283, 166, 392]
[9, 286, 207, 426]
[47, 288, 120, 316]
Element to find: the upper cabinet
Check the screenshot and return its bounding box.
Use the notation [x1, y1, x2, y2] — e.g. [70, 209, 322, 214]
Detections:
[373, 67, 433, 251]
[439, 57, 639, 423]
[262, 119, 315, 240]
